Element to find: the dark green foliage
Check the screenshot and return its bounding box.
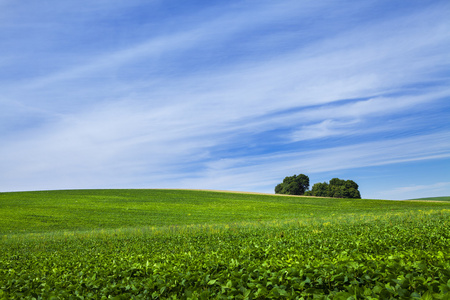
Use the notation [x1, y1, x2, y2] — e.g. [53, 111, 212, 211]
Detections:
[311, 178, 361, 199]
[274, 183, 283, 194]
[275, 174, 361, 199]
[311, 182, 329, 197]
[1, 209, 450, 299]
[274, 174, 310, 195]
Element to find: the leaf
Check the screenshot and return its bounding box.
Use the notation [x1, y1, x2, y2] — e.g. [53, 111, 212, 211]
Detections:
[226, 280, 233, 288]
[207, 279, 217, 285]
[151, 291, 159, 299]
[421, 290, 434, 300]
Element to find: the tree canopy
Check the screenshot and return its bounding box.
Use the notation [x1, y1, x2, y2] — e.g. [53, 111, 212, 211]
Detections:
[309, 178, 361, 199]
[275, 174, 310, 195]
[275, 174, 361, 199]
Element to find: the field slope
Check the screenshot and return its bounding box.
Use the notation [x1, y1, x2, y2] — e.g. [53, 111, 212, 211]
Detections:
[1, 189, 450, 299]
[407, 196, 450, 202]
[1, 189, 448, 234]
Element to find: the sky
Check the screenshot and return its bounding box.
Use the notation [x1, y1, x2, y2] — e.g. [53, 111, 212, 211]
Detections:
[1, 0, 450, 200]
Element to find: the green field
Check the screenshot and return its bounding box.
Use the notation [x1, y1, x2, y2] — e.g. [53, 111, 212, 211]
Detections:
[408, 196, 450, 202]
[1, 189, 450, 299]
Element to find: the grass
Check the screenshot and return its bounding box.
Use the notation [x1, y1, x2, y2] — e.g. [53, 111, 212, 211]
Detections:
[408, 196, 450, 202]
[1, 189, 450, 299]
[1, 189, 448, 235]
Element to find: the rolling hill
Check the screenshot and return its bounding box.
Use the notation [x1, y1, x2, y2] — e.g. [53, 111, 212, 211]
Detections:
[1, 189, 450, 298]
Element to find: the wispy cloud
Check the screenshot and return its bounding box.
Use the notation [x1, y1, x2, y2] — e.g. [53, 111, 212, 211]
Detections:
[379, 182, 450, 200]
[1, 1, 450, 198]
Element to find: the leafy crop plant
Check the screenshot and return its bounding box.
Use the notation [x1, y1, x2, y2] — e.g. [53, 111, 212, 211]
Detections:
[1, 189, 450, 298]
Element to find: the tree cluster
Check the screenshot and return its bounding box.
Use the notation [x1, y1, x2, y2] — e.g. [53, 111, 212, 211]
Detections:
[307, 178, 361, 199]
[275, 174, 361, 199]
[274, 174, 309, 195]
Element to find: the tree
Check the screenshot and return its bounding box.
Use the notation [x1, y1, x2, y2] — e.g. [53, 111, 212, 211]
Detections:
[348, 188, 361, 199]
[274, 174, 310, 195]
[275, 183, 283, 194]
[310, 182, 329, 197]
[310, 177, 361, 199]
[275, 174, 361, 199]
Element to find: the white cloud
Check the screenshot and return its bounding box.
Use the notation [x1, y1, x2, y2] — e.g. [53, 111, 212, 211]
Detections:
[377, 182, 450, 200]
[4, 121, 449, 193]
[291, 119, 352, 141]
[179, 131, 450, 196]
[15, 1, 328, 89]
[1, 1, 449, 195]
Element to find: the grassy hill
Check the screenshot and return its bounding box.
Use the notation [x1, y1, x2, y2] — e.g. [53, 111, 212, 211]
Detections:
[2, 189, 450, 298]
[408, 196, 450, 202]
[1, 189, 448, 234]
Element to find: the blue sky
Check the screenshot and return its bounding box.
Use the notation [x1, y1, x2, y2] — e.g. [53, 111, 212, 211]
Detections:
[1, 0, 450, 199]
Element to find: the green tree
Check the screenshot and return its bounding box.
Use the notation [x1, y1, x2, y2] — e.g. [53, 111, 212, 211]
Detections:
[310, 178, 361, 199]
[275, 174, 310, 195]
[348, 187, 361, 199]
[274, 183, 283, 194]
[310, 182, 329, 197]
